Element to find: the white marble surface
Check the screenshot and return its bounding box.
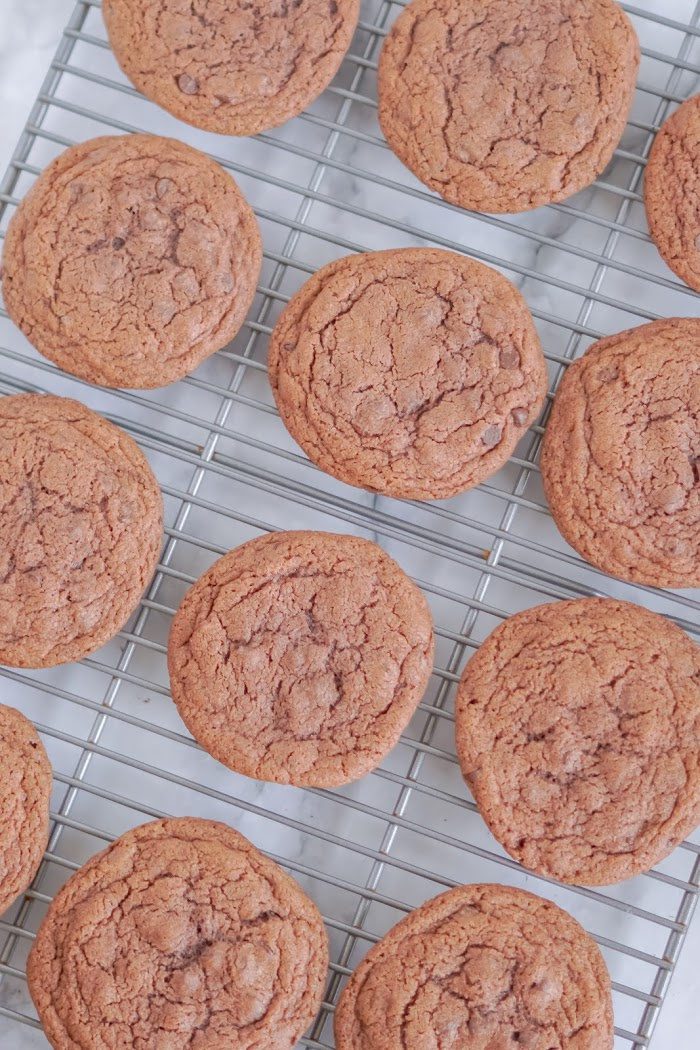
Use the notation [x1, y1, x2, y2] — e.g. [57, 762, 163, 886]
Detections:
[0, 1, 698, 1047]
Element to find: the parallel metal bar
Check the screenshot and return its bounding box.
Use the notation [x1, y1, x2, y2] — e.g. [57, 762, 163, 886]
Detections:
[1, 96, 675, 319]
[0, 359, 697, 631]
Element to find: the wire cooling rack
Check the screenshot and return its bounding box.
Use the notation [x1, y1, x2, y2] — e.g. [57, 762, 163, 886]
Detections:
[0, 1, 699, 1046]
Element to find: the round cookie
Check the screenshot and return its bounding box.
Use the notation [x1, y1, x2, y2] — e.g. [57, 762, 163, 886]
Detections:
[268, 249, 547, 500]
[103, 0, 360, 137]
[540, 317, 699, 588]
[456, 598, 700, 885]
[168, 530, 434, 787]
[0, 393, 163, 667]
[334, 883, 613, 1049]
[28, 817, 328, 1049]
[2, 134, 262, 389]
[645, 94, 700, 292]
[0, 705, 51, 914]
[378, 0, 639, 213]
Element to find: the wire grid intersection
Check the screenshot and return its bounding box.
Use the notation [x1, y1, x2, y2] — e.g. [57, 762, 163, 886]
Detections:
[0, 1, 698, 1047]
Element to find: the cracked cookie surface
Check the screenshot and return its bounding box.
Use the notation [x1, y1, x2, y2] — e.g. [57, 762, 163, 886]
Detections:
[1, 135, 262, 389]
[334, 882, 613, 1049]
[0, 393, 163, 667]
[541, 317, 700, 588]
[103, 0, 360, 136]
[0, 704, 51, 914]
[456, 598, 700, 885]
[268, 249, 547, 500]
[645, 94, 700, 292]
[378, 0, 639, 213]
[168, 531, 434, 787]
[28, 816, 328, 1050]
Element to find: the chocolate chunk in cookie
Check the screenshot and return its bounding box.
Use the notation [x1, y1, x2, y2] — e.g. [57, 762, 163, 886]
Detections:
[456, 598, 700, 885]
[378, 0, 639, 212]
[168, 531, 434, 787]
[103, 0, 360, 136]
[335, 883, 613, 1049]
[28, 817, 328, 1049]
[0, 393, 162, 667]
[268, 248, 547, 500]
[541, 317, 700, 588]
[2, 134, 262, 389]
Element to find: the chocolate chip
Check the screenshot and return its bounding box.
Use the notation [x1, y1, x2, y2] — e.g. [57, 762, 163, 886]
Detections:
[511, 407, 529, 426]
[691, 456, 700, 484]
[156, 178, 173, 199]
[481, 424, 501, 448]
[112, 237, 125, 249]
[499, 348, 520, 369]
[177, 73, 199, 95]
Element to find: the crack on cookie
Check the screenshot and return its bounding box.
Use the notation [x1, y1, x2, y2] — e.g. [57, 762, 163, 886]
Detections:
[0, 705, 51, 914]
[378, 0, 639, 212]
[2, 135, 261, 388]
[541, 317, 700, 587]
[268, 248, 547, 500]
[28, 818, 328, 1050]
[103, 0, 360, 136]
[334, 884, 613, 1049]
[455, 598, 700, 884]
[645, 94, 700, 293]
[168, 531, 434, 786]
[0, 394, 162, 666]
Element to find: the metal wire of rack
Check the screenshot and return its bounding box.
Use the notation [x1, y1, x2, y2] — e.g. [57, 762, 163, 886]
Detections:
[0, 1, 698, 1046]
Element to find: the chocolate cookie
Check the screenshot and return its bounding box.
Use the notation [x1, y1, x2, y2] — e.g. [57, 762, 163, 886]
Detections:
[0, 705, 51, 914]
[456, 598, 700, 885]
[2, 134, 262, 389]
[168, 531, 434, 787]
[28, 817, 328, 1049]
[0, 393, 163, 667]
[378, 0, 639, 213]
[334, 883, 613, 1049]
[645, 94, 700, 292]
[541, 318, 699, 588]
[268, 249, 547, 500]
[103, 0, 360, 137]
